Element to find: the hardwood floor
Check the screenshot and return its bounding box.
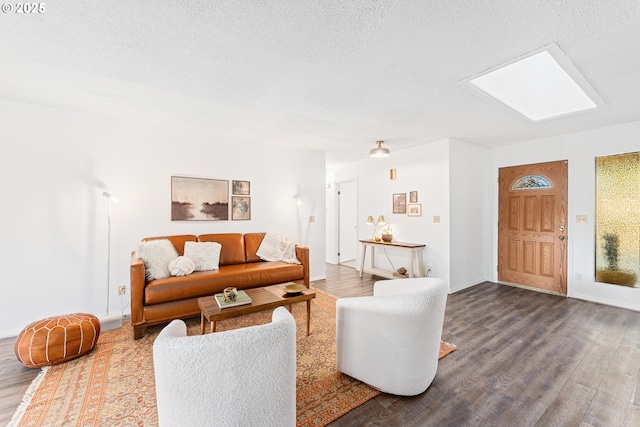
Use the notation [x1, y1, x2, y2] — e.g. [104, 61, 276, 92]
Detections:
[317, 264, 640, 427]
[0, 332, 39, 426]
[1, 264, 639, 426]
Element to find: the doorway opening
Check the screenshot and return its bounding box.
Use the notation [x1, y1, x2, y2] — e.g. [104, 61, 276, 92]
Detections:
[337, 180, 358, 269]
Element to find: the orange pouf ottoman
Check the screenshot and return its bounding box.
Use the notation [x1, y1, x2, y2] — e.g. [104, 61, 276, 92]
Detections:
[14, 313, 101, 368]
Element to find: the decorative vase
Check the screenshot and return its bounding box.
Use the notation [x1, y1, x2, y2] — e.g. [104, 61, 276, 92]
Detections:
[381, 234, 393, 242]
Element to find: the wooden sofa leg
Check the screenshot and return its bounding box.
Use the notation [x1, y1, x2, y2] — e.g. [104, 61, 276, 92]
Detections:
[133, 325, 145, 340]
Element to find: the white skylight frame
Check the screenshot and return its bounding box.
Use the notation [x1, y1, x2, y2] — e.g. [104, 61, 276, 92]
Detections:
[460, 43, 605, 122]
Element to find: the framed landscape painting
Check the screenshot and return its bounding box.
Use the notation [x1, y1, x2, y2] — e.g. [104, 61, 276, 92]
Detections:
[171, 176, 229, 221]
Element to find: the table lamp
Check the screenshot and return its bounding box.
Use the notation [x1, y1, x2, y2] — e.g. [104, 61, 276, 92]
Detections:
[366, 215, 385, 240]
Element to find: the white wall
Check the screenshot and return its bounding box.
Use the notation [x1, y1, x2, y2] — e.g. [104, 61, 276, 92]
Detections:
[490, 120, 640, 312]
[449, 139, 490, 292]
[0, 99, 326, 338]
[327, 139, 454, 287]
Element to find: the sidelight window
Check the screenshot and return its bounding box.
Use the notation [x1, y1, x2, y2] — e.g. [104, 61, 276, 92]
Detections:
[595, 151, 639, 287]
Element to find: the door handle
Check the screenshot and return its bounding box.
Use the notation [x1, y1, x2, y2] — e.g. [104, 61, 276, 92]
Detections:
[558, 235, 565, 240]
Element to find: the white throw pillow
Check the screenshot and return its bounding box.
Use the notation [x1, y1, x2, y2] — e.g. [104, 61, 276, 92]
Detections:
[169, 256, 195, 277]
[137, 239, 179, 280]
[184, 241, 222, 271]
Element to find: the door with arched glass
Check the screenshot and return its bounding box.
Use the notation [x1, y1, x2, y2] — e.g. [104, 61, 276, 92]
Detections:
[498, 160, 568, 294]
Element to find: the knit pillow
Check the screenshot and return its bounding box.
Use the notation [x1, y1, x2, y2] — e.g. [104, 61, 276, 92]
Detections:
[137, 239, 179, 280]
[169, 256, 195, 277]
[184, 241, 222, 271]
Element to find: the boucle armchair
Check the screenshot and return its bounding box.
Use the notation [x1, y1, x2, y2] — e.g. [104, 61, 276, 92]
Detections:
[336, 277, 448, 396]
[153, 307, 296, 427]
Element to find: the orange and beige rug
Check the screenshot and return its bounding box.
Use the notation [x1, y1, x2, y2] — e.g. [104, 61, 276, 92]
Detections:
[11, 289, 456, 427]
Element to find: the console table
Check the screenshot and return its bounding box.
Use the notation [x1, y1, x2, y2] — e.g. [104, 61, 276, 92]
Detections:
[358, 239, 426, 279]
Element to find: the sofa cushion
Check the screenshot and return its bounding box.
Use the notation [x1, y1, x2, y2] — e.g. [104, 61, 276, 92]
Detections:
[137, 239, 179, 280]
[244, 233, 266, 263]
[184, 241, 222, 271]
[144, 262, 305, 305]
[197, 234, 246, 266]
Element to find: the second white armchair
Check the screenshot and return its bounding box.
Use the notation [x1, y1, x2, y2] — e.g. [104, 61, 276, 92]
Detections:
[336, 277, 448, 396]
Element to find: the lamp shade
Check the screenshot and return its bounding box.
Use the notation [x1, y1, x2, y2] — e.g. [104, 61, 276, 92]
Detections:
[377, 215, 385, 225]
[366, 215, 375, 225]
[370, 141, 390, 158]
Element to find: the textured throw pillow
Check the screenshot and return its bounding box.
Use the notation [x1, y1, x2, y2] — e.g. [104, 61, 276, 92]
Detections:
[137, 239, 179, 280]
[169, 256, 195, 277]
[184, 241, 222, 271]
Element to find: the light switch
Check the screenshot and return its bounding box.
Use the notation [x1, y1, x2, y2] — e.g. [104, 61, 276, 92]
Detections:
[309, 215, 315, 223]
[576, 215, 588, 223]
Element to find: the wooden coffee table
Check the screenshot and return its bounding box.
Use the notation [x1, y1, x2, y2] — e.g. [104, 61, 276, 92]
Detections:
[198, 284, 316, 336]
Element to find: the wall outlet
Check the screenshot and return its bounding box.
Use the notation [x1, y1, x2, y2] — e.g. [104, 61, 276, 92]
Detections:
[433, 215, 440, 223]
[117, 285, 126, 296]
[576, 215, 588, 223]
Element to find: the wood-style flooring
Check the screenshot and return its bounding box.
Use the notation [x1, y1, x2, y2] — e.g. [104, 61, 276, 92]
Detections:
[1, 264, 639, 426]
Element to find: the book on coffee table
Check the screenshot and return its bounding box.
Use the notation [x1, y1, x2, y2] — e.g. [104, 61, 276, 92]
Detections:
[214, 290, 252, 309]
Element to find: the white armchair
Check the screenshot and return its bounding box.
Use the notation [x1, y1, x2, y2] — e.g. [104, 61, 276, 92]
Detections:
[153, 306, 296, 427]
[336, 277, 448, 396]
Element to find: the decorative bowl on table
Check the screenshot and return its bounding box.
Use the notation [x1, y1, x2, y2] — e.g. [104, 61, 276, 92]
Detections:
[283, 283, 306, 295]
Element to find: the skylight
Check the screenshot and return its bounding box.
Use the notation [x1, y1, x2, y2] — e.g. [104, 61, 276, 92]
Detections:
[462, 44, 604, 122]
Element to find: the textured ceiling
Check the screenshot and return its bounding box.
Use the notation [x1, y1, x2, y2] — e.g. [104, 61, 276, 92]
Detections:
[1, 1, 639, 165]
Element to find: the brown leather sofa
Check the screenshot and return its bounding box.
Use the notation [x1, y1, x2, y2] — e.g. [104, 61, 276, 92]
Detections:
[130, 232, 309, 339]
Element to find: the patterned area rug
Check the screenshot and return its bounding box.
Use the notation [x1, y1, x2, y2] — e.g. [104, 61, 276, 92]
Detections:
[11, 289, 456, 427]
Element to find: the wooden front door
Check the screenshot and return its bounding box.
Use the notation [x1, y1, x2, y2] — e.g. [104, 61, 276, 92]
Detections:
[498, 161, 568, 295]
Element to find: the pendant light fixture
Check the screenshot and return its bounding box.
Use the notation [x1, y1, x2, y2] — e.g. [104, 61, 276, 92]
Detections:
[369, 140, 390, 158]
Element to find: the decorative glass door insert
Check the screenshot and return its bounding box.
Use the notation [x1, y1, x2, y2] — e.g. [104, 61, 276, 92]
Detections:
[595, 152, 640, 287]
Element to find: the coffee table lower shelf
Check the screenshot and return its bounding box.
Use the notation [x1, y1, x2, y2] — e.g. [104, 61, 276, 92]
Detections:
[198, 284, 316, 336]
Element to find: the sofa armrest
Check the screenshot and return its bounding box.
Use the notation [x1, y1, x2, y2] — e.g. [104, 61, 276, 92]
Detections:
[295, 245, 310, 288]
[130, 251, 146, 337]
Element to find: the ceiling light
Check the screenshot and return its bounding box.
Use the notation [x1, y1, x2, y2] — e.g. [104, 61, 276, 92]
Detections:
[461, 43, 605, 122]
[370, 140, 390, 158]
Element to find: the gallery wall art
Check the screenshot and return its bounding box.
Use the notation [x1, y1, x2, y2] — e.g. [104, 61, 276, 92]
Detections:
[232, 180, 250, 195]
[393, 193, 406, 214]
[171, 176, 229, 221]
[232, 196, 251, 220]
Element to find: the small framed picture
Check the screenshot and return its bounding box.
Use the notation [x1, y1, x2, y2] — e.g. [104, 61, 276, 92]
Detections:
[232, 180, 250, 195]
[232, 196, 251, 220]
[409, 191, 418, 203]
[407, 203, 422, 217]
[393, 193, 406, 214]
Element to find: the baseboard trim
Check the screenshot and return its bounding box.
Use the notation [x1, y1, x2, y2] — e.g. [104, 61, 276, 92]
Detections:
[572, 293, 640, 312]
[450, 279, 486, 293]
[99, 314, 123, 331]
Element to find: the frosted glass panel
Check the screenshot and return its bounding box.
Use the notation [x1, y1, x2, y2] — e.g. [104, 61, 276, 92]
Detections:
[595, 152, 640, 287]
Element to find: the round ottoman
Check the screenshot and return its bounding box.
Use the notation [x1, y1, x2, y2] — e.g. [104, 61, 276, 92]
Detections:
[14, 313, 101, 368]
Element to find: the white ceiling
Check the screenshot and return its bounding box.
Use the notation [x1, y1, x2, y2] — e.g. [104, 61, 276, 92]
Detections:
[2, 1, 639, 165]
